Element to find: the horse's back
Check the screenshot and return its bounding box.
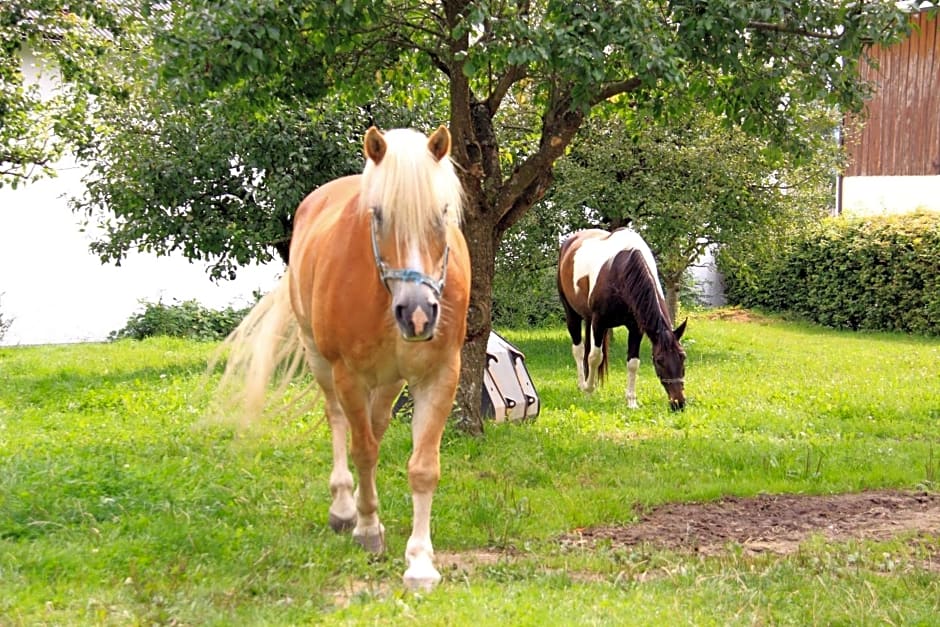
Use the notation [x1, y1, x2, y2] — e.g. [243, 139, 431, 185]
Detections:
[577, 228, 655, 276]
[564, 228, 659, 296]
[292, 175, 362, 241]
[559, 228, 609, 262]
[559, 229, 606, 311]
[288, 175, 375, 354]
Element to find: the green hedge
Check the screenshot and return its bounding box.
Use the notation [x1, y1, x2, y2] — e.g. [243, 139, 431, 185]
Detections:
[722, 211, 940, 335]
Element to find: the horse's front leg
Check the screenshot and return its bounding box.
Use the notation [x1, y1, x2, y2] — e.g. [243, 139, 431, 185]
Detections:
[401, 373, 456, 591]
[304, 344, 357, 532]
[324, 393, 356, 531]
[332, 366, 386, 554]
[625, 324, 643, 409]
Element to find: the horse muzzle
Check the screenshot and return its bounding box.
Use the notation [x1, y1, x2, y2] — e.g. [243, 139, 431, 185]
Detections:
[661, 379, 685, 411]
[393, 290, 440, 342]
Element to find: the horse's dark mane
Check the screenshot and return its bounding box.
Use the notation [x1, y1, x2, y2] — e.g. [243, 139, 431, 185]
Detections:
[610, 249, 673, 342]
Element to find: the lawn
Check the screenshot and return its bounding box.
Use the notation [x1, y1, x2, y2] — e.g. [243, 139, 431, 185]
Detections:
[1, 311, 938, 625]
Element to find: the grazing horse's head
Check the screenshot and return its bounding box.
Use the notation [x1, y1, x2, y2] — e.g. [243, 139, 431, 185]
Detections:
[652, 319, 688, 411]
[362, 125, 464, 342]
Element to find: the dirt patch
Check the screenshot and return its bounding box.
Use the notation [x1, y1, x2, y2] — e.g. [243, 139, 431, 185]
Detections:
[436, 549, 507, 573]
[560, 489, 940, 557]
[701, 307, 772, 324]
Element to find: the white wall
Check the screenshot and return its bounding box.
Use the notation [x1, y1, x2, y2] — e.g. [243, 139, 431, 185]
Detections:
[841, 175, 940, 215]
[687, 246, 726, 307]
[0, 157, 283, 346]
[0, 49, 283, 346]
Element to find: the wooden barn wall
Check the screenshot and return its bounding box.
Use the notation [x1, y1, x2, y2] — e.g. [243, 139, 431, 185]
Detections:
[845, 12, 939, 177]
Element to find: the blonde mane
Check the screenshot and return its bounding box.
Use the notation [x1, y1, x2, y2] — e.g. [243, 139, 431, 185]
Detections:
[360, 128, 464, 246]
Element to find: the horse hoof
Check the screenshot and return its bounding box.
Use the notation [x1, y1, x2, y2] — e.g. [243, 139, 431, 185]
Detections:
[403, 566, 441, 592]
[353, 527, 386, 554]
[328, 512, 356, 533]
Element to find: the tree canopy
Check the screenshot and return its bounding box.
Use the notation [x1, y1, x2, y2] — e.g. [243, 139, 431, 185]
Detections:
[1, 0, 106, 186]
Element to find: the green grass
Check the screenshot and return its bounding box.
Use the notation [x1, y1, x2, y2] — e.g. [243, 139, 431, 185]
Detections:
[1, 312, 939, 624]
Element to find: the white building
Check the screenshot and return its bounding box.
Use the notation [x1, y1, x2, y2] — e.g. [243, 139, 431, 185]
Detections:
[839, 9, 940, 216]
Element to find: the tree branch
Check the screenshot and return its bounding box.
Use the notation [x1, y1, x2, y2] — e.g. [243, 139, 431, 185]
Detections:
[485, 65, 527, 116]
[591, 77, 643, 105]
[443, 0, 481, 202]
[497, 169, 552, 235]
[746, 21, 841, 40]
[495, 99, 584, 222]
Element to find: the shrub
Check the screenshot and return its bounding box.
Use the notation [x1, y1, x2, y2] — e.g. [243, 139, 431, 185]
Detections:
[110, 298, 251, 341]
[720, 211, 940, 335]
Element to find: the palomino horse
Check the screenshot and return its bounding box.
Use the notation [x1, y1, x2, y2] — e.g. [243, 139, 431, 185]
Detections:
[216, 126, 470, 590]
[557, 228, 687, 410]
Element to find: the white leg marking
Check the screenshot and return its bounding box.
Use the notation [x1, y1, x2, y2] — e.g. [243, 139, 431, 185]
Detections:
[584, 343, 603, 393]
[626, 357, 640, 409]
[326, 402, 357, 530]
[403, 491, 440, 591]
[572, 342, 586, 389]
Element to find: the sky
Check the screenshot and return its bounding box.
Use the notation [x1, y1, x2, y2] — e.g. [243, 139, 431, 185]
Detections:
[0, 159, 282, 346]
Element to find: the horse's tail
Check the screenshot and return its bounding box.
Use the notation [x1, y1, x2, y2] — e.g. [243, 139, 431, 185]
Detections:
[208, 273, 312, 428]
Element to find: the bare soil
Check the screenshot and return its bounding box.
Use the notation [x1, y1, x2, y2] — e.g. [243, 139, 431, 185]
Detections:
[435, 490, 940, 577]
[701, 307, 773, 324]
[559, 489, 940, 557]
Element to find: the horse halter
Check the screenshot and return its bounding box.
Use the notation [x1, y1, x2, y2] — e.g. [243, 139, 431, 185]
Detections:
[369, 208, 449, 297]
[659, 377, 685, 385]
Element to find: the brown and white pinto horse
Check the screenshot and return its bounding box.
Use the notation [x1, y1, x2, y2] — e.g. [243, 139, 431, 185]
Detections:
[215, 126, 469, 590]
[557, 228, 687, 410]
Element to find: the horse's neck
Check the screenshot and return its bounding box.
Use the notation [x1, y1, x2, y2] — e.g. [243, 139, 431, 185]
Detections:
[622, 264, 672, 340]
[640, 306, 673, 345]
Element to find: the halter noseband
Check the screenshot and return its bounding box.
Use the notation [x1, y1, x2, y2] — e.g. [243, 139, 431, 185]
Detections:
[370, 208, 449, 297]
[659, 377, 685, 385]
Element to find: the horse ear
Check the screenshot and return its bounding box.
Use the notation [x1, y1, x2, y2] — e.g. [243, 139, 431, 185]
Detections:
[427, 125, 451, 162]
[674, 318, 688, 340]
[364, 126, 386, 165]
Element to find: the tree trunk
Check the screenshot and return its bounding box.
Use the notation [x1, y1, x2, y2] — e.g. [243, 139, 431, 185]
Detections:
[447, 109, 584, 433]
[664, 280, 680, 327]
[453, 206, 496, 435]
[441, 2, 589, 435]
